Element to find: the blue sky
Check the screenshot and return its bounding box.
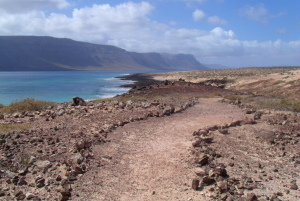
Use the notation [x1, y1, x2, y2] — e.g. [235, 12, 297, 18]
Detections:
[0, 0, 299, 67]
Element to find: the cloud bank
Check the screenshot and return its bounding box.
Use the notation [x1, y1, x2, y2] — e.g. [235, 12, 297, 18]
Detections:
[0, 0, 70, 13]
[0, 1, 299, 67]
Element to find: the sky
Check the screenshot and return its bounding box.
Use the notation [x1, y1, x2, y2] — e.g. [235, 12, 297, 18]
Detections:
[0, 0, 299, 68]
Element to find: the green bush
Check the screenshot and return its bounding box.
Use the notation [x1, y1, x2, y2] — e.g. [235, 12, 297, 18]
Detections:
[0, 98, 57, 114]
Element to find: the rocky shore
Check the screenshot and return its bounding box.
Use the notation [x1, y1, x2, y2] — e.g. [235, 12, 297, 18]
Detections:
[117, 73, 161, 88]
[1, 72, 300, 200]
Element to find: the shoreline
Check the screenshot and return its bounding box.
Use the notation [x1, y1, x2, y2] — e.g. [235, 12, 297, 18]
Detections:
[0, 71, 158, 106]
[117, 73, 161, 88]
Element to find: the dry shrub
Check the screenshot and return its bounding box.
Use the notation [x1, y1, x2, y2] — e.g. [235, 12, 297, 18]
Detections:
[243, 96, 300, 112]
[280, 99, 300, 112]
[0, 124, 30, 133]
[224, 95, 242, 101]
[0, 98, 56, 114]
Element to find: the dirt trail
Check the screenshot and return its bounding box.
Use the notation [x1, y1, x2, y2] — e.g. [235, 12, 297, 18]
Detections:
[73, 98, 246, 201]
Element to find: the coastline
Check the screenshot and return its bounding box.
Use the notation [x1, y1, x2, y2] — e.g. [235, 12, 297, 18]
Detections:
[117, 73, 161, 88]
[0, 71, 147, 105]
[2, 68, 300, 201]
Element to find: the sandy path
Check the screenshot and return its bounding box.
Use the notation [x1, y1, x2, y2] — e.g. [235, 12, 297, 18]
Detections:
[73, 98, 246, 201]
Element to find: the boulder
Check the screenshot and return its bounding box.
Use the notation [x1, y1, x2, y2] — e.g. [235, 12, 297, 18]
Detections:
[196, 154, 209, 166]
[198, 129, 209, 136]
[35, 177, 45, 188]
[72, 97, 86, 106]
[15, 191, 26, 200]
[195, 167, 206, 176]
[163, 80, 170, 85]
[229, 121, 241, 127]
[246, 193, 258, 201]
[290, 184, 298, 190]
[174, 107, 182, 113]
[57, 109, 65, 116]
[72, 153, 84, 164]
[241, 119, 256, 125]
[215, 166, 228, 177]
[217, 181, 228, 193]
[25, 193, 39, 200]
[162, 107, 172, 116]
[4, 170, 16, 178]
[182, 102, 191, 110]
[192, 137, 213, 147]
[202, 176, 216, 185]
[12, 112, 20, 118]
[75, 140, 92, 152]
[17, 176, 27, 186]
[192, 178, 200, 190]
[218, 129, 229, 135]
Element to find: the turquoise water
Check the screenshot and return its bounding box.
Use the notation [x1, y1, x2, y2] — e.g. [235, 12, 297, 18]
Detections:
[0, 71, 145, 105]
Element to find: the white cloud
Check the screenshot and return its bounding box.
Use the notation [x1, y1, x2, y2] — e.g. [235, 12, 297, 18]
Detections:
[276, 28, 288, 34]
[239, 3, 270, 24]
[0, 0, 70, 13]
[0, 1, 299, 67]
[207, 15, 227, 25]
[193, 9, 206, 21]
[193, 10, 226, 25]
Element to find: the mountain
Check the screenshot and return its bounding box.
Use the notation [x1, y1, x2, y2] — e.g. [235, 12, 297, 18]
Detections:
[0, 36, 207, 71]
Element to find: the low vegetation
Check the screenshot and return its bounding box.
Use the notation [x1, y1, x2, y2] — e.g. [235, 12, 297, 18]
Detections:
[224, 95, 300, 112]
[0, 124, 30, 133]
[280, 98, 300, 112]
[0, 98, 57, 114]
[223, 94, 243, 102]
[150, 67, 300, 112]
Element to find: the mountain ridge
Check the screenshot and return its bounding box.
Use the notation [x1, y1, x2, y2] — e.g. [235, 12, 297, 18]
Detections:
[0, 36, 207, 71]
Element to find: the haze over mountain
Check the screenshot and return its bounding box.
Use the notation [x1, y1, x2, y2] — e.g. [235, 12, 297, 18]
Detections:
[0, 36, 207, 71]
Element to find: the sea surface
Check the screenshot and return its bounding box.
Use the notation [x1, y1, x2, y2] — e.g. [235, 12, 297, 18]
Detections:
[0, 71, 149, 105]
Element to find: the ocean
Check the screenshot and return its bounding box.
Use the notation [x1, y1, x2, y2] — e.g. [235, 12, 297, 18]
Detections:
[0, 71, 148, 105]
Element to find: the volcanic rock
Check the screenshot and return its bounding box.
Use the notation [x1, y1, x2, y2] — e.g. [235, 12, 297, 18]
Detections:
[246, 193, 258, 201]
[72, 97, 86, 106]
[35, 177, 45, 188]
[194, 167, 206, 177]
[192, 178, 200, 190]
[15, 191, 26, 200]
[201, 176, 216, 185]
[290, 183, 298, 190]
[196, 154, 209, 166]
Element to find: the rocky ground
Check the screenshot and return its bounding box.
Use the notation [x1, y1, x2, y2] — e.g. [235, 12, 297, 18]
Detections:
[146, 67, 300, 101]
[0, 71, 300, 201]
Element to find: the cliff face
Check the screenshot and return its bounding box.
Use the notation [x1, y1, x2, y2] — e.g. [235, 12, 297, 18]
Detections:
[0, 36, 207, 71]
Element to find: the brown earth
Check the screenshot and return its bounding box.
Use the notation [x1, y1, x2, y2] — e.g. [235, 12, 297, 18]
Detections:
[1, 69, 300, 201]
[71, 98, 246, 201]
[146, 67, 300, 101]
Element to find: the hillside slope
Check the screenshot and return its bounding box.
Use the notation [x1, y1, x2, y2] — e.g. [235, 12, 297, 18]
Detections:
[0, 36, 207, 71]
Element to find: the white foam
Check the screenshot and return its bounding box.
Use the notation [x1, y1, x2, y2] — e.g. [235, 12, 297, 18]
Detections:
[96, 94, 117, 99]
